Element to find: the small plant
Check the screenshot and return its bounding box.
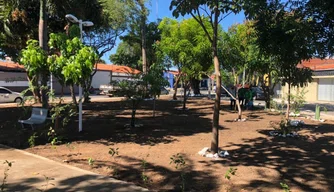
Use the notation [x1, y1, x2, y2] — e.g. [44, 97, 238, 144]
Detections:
[280, 181, 291, 192]
[88, 157, 95, 167]
[290, 89, 307, 115]
[47, 127, 61, 146]
[1, 160, 14, 192]
[271, 116, 294, 135]
[108, 147, 120, 177]
[224, 167, 237, 192]
[50, 103, 77, 129]
[140, 158, 150, 186]
[224, 167, 237, 180]
[66, 142, 75, 151]
[170, 153, 187, 192]
[28, 132, 38, 147]
[315, 105, 327, 120]
[40, 175, 55, 191]
[170, 153, 186, 170]
[108, 148, 119, 158]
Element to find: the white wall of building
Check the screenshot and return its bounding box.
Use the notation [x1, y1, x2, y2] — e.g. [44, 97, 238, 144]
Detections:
[91, 71, 111, 88]
[91, 71, 136, 88]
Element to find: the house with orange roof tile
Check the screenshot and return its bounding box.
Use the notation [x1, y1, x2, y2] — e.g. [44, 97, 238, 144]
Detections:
[0, 60, 140, 94]
[280, 58, 334, 102]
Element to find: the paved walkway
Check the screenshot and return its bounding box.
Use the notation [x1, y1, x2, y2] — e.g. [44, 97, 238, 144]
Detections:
[0, 144, 148, 192]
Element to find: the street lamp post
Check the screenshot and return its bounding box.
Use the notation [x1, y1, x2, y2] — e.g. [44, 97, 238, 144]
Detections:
[65, 14, 94, 132]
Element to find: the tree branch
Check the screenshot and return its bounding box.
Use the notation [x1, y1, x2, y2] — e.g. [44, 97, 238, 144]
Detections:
[190, 8, 213, 43]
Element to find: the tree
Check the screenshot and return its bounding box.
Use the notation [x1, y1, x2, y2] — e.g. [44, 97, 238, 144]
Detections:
[142, 63, 169, 117]
[1, 0, 113, 104]
[48, 30, 99, 105]
[109, 41, 141, 69]
[244, 0, 314, 121]
[157, 17, 212, 108]
[38, 0, 48, 108]
[19, 39, 49, 104]
[110, 20, 161, 70]
[170, 0, 242, 153]
[82, 0, 134, 102]
[0, 0, 108, 60]
[304, 0, 334, 57]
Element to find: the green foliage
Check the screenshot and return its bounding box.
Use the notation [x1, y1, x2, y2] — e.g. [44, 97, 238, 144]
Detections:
[108, 148, 119, 158]
[47, 127, 62, 146]
[1, 160, 14, 192]
[158, 17, 212, 79]
[0, 0, 109, 60]
[20, 39, 49, 106]
[48, 31, 99, 104]
[108, 147, 120, 177]
[28, 132, 38, 147]
[50, 103, 77, 129]
[143, 63, 169, 98]
[224, 167, 237, 180]
[20, 39, 48, 77]
[140, 157, 150, 186]
[289, 89, 307, 114]
[110, 20, 161, 70]
[170, 153, 187, 192]
[170, 153, 186, 170]
[170, 0, 242, 19]
[88, 157, 95, 167]
[280, 182, 291, 192]
[315, 105, 327, 120]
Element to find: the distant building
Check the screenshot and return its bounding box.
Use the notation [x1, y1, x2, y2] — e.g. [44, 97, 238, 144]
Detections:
[280, 58, 334, 102]
[0, 61, 140, 94]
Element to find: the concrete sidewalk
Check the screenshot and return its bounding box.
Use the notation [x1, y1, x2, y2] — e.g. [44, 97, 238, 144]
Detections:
[0, 145, 148, 192]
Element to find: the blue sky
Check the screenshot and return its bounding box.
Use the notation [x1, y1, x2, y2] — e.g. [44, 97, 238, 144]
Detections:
[101, 0, 245, 63]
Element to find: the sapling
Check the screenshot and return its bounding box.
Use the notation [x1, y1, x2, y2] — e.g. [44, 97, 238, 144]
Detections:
[140, 154, 151, 186]
[108, 148, 120, 177]
[140, 159, 150, 186]
[88, 157, 95, 167]
[224, 167, 237, 192]
[1, 160, 14, 192]
[170, 153, 187, 192]
[40, 175, 55, 191]
[28, 132, 38, 147]
[280, 181, 291, 192]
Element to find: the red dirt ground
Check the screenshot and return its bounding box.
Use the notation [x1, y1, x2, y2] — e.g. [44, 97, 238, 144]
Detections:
[1, 97, 333, 191]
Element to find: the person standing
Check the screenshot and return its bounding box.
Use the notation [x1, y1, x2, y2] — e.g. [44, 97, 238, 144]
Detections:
[238, 87, 246, 106]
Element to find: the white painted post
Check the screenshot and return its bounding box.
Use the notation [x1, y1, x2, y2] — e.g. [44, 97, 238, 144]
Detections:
[79, 20, 83, 132]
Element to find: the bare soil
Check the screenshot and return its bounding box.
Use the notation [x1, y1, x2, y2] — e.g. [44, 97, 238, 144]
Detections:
[1, 97, 333, 191]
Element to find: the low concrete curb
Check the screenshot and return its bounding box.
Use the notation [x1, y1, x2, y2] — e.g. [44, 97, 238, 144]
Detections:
[0, 144, 148, 192]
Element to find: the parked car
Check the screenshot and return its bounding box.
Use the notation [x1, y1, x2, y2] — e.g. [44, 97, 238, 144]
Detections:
[160, 87, 169, 95]
[251, 87, 265, 100]
[0, 87, 23, 103]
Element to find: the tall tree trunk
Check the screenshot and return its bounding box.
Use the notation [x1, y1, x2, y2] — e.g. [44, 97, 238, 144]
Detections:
[182, 81, 187, 110]
[173, 74, 181, 100]
[153, 96, 156, 117]
[70, 85, 77, 105]
[40, 73, 49, 108]
[131, 100, 137, 127]
[39, 0, 48, 108]
[286, 80, 291, 122]
[141, 15, 147, 74]
[191, 78, 201, 95]
[211, 8, 221, 153]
